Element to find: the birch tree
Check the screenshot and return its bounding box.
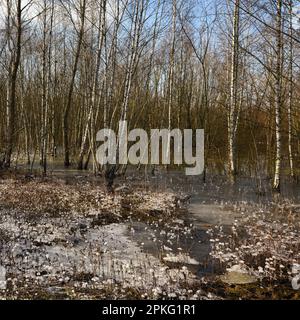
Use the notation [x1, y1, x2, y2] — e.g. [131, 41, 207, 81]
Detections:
[77, 0, 106, 170]
[273, 0, 283, 192]
[287, 0, 294, 179]
[228, 0, 240, 182]
[40, 0, 55, 174]
[63, 0, 87, 167]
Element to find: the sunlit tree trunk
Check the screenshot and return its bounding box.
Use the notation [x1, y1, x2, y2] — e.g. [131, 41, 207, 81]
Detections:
[288, 0, 294, 179]
[166, 0, 176, 163]
[273, 0, 283, 192]
[228, 0, 240, 182]
[78, 0, 106, 170]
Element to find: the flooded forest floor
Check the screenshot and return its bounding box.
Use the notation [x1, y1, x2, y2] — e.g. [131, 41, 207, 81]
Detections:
[0, 167, 299, 300]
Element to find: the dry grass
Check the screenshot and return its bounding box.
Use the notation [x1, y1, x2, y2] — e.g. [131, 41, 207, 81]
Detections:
[0, 178, 182, 220]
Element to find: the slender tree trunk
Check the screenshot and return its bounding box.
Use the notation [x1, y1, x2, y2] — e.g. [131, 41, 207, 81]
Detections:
[166, 0, 176, 163]
[63, 0, 86, 167]
[4, 0, 22, 168]
[41, 0, 54, 175]
[273, 0, 283, 192]
[78, 0, 106, 170]
[20, 68, 30, 165]
[288, 0, 294, 179]
[105, 0, 145, 190]
[169, 0, 176, 129]
[228, 0, 240, 182]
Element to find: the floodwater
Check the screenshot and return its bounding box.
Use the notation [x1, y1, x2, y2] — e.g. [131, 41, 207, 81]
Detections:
[5, 164, 300, 287]
[124, 169, 300, 277]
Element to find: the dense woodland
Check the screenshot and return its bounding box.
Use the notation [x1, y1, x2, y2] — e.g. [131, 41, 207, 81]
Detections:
[0, 0, 300, 191]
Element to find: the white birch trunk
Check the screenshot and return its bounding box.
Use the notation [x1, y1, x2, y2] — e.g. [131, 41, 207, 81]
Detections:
[273, 0, 283, 191]
[288, 0, 294, 178]
[228, 0, 240, 182]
